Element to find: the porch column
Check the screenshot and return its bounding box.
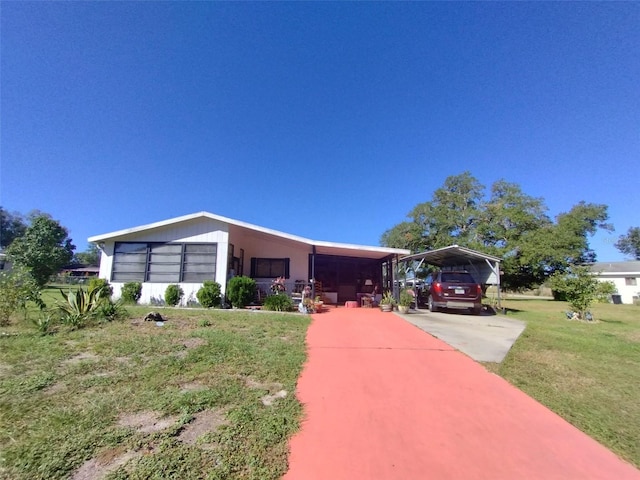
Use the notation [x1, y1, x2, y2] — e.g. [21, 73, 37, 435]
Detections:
[311, 246, 316, 298]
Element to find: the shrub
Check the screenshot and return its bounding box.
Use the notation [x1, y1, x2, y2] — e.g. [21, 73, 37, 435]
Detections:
[263, 294, 293, 312]
[32, 313, 55, 335]
[196, 281, 222, 308]
[96, 299, 128, 322]
[121, 282, 142, 303]
[198, 318, 211, 327]
[88, 278, 112, 299]
[58, 287, 104, 329]
[165, 284, 184, 306]
[226, 276, 257, 308]
[0, 268, 43, 326]
[399, 289, 413, 307]
[549, 266, 617, 320]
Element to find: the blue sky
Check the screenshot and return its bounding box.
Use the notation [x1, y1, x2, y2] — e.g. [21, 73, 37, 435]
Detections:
[1, 2, 638, 260]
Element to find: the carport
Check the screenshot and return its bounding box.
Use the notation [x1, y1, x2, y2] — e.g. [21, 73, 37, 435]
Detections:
[399, 245, 502, 307]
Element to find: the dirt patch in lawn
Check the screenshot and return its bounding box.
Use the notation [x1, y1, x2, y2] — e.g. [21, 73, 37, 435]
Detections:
[178, 409, 228, 446]
[72, 447, 142, 480]
[62, 352, 100, 366]
[117, 411, 180, 434]
[245, 377, 283, 392]
[243, 377, 288, 406]
[261, 390, 288, 406]
[180, 381, 207, 393]
[43, 382, 67, 396]
[182, 337, 207, 349]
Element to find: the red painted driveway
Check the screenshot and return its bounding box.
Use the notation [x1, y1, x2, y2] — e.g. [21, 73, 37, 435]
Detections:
[284, 307, 640, 480]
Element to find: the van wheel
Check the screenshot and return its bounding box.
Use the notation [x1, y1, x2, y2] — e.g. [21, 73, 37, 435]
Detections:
[428, 296, 438, 313]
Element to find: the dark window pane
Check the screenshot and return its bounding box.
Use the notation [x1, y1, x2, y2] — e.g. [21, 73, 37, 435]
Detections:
[183, 254, 215, 264]
[115, 243, 147, 254]
[147, 273, 180, 282]
[150, 244, 182, 254]
[149, 253, 182, 264]
[114, 253, 147, 263]
[185, 244, 216, 254]
[148, 263, 181, 273]
[113, 272, 145, 282]
[183, 272, 215, 282]
[113, 263, 145, 273]
[183, 263, 214, 273]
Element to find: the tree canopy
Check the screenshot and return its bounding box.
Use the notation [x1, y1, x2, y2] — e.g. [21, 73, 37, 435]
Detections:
[0, 208, 27, 249]
[615, 227, 640, 260]
[6, 213, 76, 287]
[73, 244, 101, 266]
[381, 172, 611, 290]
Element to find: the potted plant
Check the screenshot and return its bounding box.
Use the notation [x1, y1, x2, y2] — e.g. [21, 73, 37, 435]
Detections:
[314, 295, 324, 313]
[398, 289, 413, 314]
[379, 291, 395, 312]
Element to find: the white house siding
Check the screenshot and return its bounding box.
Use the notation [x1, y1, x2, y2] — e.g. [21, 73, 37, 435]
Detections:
[97, 218, 230, 305]
[231, 231, 312, 282]
[595, 274, 639, 304]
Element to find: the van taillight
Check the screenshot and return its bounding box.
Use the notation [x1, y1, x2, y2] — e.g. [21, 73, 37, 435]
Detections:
[434, 282, 442, 293]
[476, 284, 482, 295]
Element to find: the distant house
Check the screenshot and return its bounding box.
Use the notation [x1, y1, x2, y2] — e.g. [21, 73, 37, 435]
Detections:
[88, 211, 410, 306]
[60, 264, 100, 278]
[590, 261, 640, 304]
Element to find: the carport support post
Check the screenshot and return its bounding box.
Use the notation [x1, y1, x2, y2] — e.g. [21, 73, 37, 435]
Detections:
[311, 246, 316, 299]
[392, 255, 400, 301]
[484, 258, 502, 309]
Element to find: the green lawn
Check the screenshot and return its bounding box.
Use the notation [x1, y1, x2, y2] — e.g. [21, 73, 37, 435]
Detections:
[0, 306, 310, 480]
[487, 298, 640, 468]
[3, 292, 639, 476]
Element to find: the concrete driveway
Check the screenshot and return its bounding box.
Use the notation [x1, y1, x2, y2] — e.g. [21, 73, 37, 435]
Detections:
[397, 308, 526, 362]
[284, 308, 640, 479]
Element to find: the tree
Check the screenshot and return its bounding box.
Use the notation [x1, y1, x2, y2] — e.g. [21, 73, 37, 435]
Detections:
[0, 267, 43, 326]
[6, 213, 76, 287]
[548, 266, 616, 321]
[615, 227, 640, 260]
[518, 202, 611, 282]
[73, 244, 101, 265]
[381, 173, 612, 290]
[0, 208, 27, 249]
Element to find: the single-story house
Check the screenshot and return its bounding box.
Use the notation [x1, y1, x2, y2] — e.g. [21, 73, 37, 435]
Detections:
[590, 261, 640, 304]
[88, 211, 410, 306]
[60, 264, 100, 278]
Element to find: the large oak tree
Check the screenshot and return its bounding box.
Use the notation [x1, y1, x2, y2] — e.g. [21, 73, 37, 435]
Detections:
[615, 227, 640, 260]
[381, 172, 611, 290]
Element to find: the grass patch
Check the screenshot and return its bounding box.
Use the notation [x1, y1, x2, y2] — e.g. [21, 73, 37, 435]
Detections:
[0, 306, 310, 479]
[488, 298, 640, 467]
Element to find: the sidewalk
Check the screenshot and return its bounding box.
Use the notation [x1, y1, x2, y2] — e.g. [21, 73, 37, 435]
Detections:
[284, 307, 640, 480]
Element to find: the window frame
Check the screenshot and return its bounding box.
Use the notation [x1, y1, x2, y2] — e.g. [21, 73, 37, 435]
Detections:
[112, 242, 217, 283]
[250, 257, 290, 279]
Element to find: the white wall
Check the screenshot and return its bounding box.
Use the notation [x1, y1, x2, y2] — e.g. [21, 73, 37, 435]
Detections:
[595, 275, 639, 304]
[96, 217, 230, 305]
[238, 233, 311, 282]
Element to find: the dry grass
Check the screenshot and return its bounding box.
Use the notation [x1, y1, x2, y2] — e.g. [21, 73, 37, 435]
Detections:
[0, 306, 310, 480]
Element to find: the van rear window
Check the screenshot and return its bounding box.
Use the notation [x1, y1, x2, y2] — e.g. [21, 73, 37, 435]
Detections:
[441, 272, 475, 283]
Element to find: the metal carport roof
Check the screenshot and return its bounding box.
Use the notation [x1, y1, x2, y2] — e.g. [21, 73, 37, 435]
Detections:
[400, 245, 502, 293]
[400, 245, 501, 268]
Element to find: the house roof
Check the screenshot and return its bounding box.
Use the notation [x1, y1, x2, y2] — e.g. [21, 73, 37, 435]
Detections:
[590, 261, 640, 275]
[88, 211, 410, 260]
[400, 245, 501, 267]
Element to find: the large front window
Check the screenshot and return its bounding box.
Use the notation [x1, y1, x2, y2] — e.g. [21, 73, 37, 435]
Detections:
[250, 258, 290, 278]
[112, 242, 217, 283]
